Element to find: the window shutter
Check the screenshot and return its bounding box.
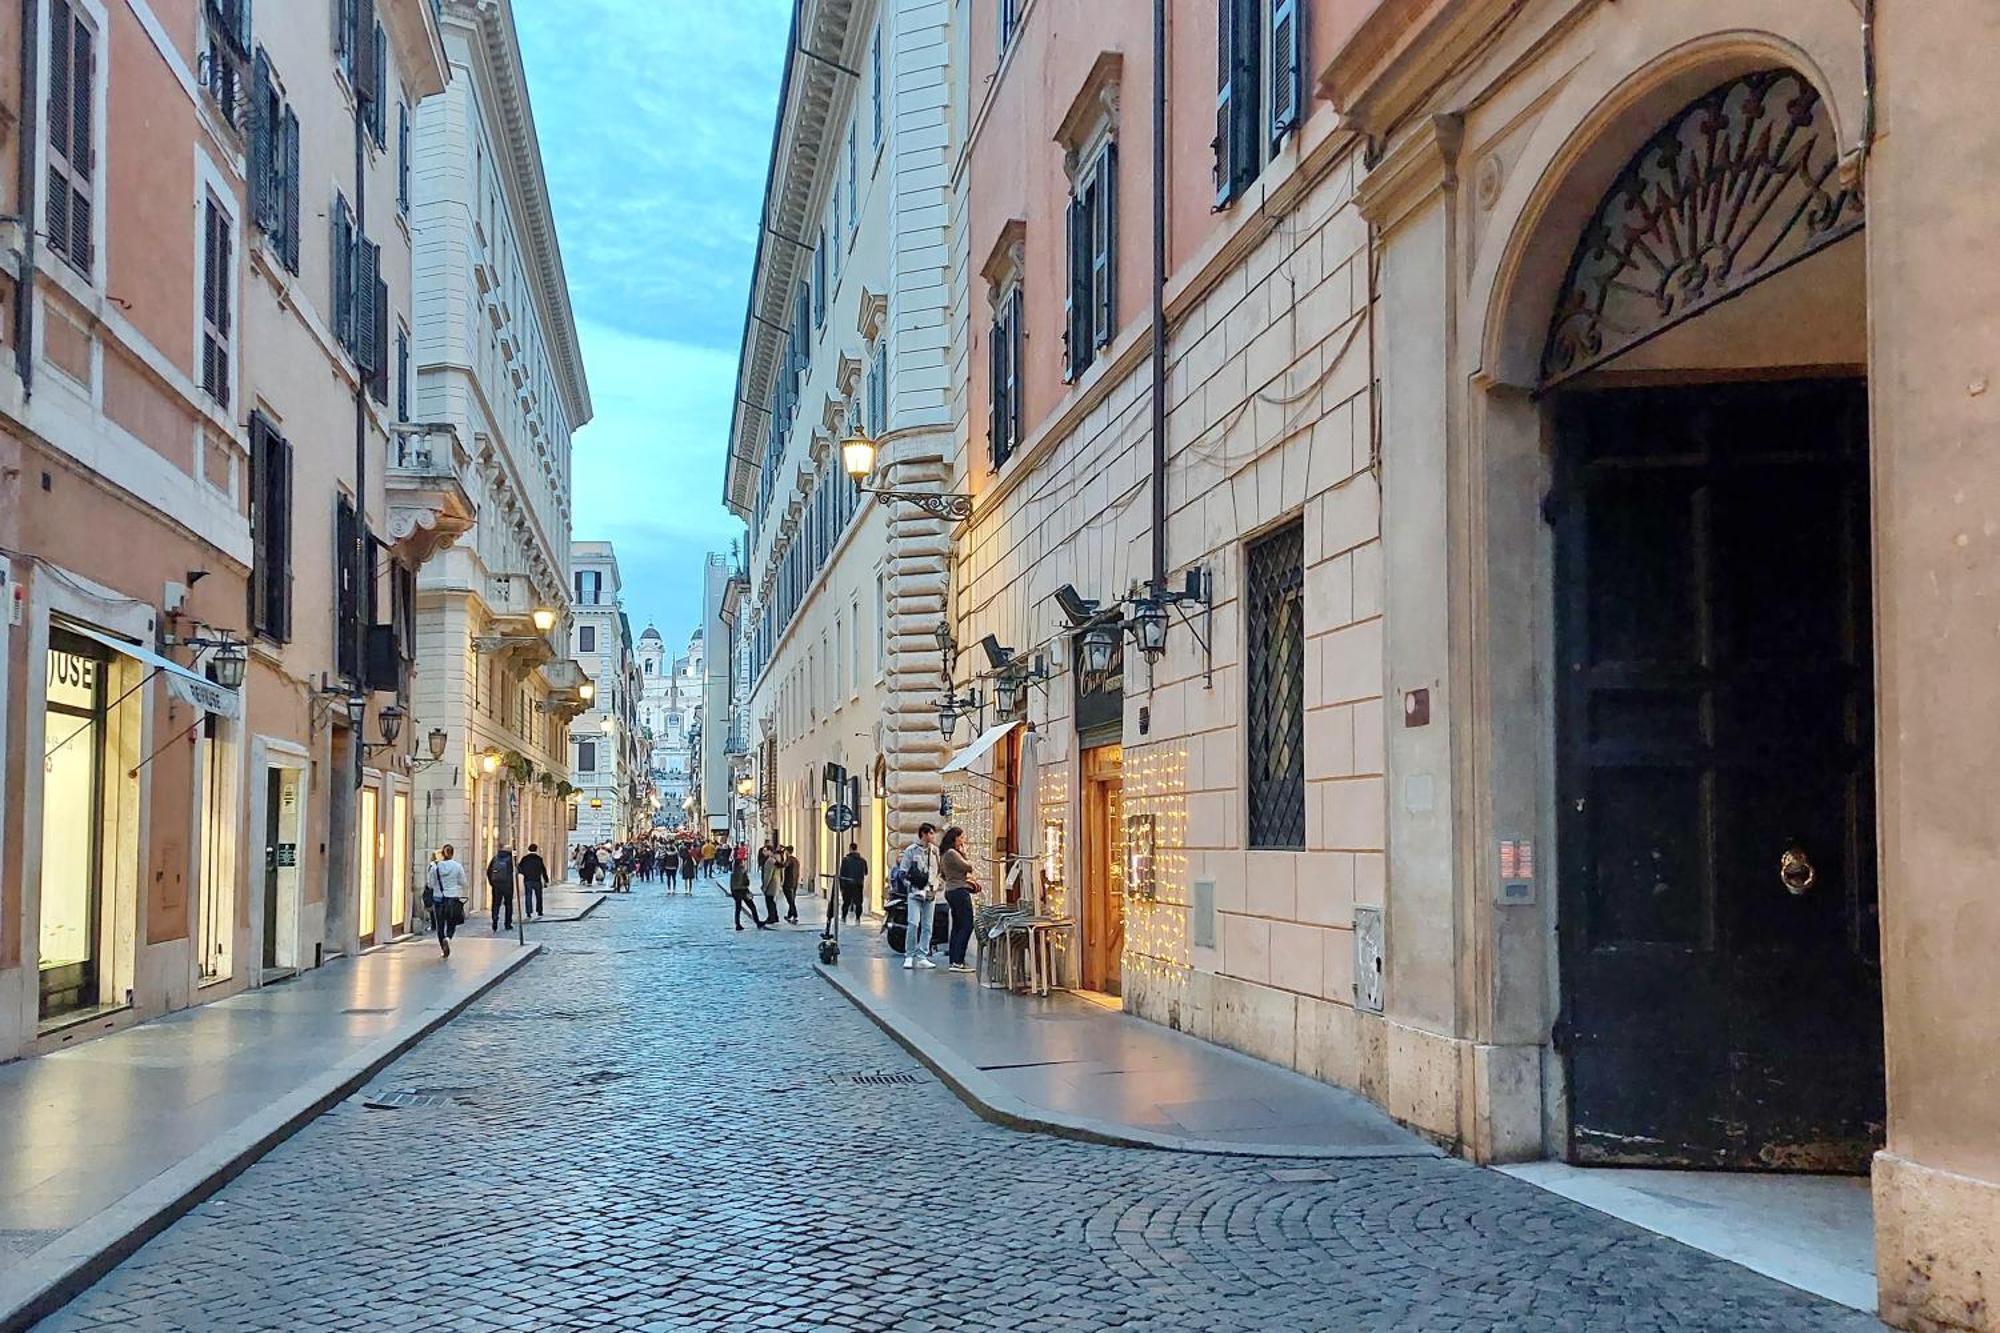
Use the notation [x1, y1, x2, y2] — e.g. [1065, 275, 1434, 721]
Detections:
[1062, 192, 1082, 380]
[988, 314, 1005, 469]
[353, 0, 377, 103]
[372, 22, 387, 142]
[1215, 0, 1259, 206]
[1213, 0, 1234, 206]
[234, 0, 254, 55]
[370, 269, 389, 401]
[397, 102, 411, 211]
[248, 412, 268, 634]
[250, 49, 275, 232]
[1270, 0, 1301, 149]
[1093, 141, 1117, 350]
[1008, 285, 1024, 456]
[332, 197, 353, 348]
[280, 108, 302, 272]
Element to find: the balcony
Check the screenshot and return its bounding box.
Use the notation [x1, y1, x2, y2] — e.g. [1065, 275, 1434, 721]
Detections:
[385, 426, 475, 567]
[541, 658, 595, 720]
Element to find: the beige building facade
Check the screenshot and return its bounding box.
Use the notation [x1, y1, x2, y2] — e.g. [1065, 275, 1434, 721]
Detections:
[940, 1, 1998, 1326]
[725, 0, 957, 898]
[405, 0, 591, 904]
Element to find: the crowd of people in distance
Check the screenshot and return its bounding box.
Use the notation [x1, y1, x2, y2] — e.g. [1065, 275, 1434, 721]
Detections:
[569, 835, 730, 895]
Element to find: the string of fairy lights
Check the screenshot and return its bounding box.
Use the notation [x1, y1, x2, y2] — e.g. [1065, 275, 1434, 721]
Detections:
[1121, 739, 1191, 993]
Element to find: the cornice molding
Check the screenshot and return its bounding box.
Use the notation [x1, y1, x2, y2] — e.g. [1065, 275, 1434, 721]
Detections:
[980, 218, 1028, 292]
[1054, 52, 1124, 160]
[1354, 112, 1465, 234]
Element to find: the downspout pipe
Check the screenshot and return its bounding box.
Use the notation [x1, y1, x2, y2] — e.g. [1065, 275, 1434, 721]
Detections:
[16, 0, 39, 395]
[1149, 0, 1168, 593]
[352, 60, 369, 787]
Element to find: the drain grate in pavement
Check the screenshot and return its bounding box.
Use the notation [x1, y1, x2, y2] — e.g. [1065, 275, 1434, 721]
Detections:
[341, 1007, 393, 1015]
[834, 1071, 927, 1087]
[360, 1087, 477, 1111]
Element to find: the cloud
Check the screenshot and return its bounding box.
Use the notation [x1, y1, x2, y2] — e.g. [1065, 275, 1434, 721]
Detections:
[515, 0, 792, 350]
[568, 318, 745, 634]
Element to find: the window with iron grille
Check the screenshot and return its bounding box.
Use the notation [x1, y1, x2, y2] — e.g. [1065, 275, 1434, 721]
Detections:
[1246, 520, 1305, 847]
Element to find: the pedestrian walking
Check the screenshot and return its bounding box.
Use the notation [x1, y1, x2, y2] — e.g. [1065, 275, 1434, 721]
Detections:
[486, 844, 519, 931]
[730, 855, 770, 931]
[580, 844, 600, 888]
[759, 844, 782, 925]
[427, 844, 468, 958]
[680, 845, 698, 893]
[938, 826, 980, 973]
[701, 840, 717, 879]
[518, 843, 549, 920]
[900, 823, 939, 970]
[781, 845, 801, 923]
[837, 842, 868, 924]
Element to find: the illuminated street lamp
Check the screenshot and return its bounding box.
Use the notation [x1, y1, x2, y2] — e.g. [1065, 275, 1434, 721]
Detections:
[840, 431, 876, 481]
[1129, 596, 1170, 663]
[480, 748, 502, 775]
[837, 428, 973, 520]
[1081, 621, 1119, 675]
[579, 681, 596, 702]
[531, 606, 558, 633]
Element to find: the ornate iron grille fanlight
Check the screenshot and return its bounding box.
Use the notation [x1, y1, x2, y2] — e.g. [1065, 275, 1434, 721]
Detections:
[1542, 68, 1865, 387]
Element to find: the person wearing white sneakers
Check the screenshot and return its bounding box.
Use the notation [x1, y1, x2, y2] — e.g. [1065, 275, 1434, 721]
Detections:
[900, 823, 940, 969]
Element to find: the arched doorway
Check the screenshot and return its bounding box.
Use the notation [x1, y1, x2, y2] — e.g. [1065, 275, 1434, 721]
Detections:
[1536, 68, 1882, 1170]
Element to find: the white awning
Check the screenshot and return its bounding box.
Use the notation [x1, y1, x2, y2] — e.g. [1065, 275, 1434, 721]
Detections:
[55, 619, 243, 720]
[940, 720, 1021, 774]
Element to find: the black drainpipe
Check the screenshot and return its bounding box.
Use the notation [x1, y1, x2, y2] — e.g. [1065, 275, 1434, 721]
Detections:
[15, 0, 39, 395]
[1148, 0, 1168, 593]
[351, 57, 369, 787]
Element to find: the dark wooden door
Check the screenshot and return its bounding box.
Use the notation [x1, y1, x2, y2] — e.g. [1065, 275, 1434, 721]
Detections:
[1555, 379, 1883, 1171]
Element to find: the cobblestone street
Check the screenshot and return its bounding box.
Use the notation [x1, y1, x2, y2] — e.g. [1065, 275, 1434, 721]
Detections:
[40, 893, 1879, 1332]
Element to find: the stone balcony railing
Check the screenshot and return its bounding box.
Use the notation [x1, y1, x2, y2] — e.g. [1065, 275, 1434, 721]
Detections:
[385, 426, 476, 567]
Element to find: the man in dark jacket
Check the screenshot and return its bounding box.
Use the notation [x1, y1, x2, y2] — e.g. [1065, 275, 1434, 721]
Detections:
[837, 843, 868, 924]
[517, 843, 549, 920]
[486, 845, 518, 931]
[781, 845, 802, 924]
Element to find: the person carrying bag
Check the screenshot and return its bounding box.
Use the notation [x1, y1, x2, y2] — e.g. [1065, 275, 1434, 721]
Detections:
[429, 844, 469, 957]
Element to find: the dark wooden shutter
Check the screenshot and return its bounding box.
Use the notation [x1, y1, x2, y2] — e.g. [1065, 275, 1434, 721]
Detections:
[1270, 0, 1301, 149]
[1215, 0, 1259, 206]
[275, 432, 294, 640]
[336, 494, 360, 679]
[397, 102, 410, 211]
[370, 268, 390, 402]
[281, 108, 302, 272]
[371, 22, 387, 142]
[1214, 0, 1235, 206]
[248, 412, 269, 635]
[333, 196, 353, 348]
[1008, 285, 1023, 457]
[988, 312, 1005, 469]
[1062, 192, 1083, 380]
[353, 0, 377, 104]
[250, 49, 275, 232]
[1092, 141, 1117, 350]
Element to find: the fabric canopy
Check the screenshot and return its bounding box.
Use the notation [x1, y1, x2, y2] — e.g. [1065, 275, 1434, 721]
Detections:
[55, 618, 243, 720]
[939, 720, 1021, 774]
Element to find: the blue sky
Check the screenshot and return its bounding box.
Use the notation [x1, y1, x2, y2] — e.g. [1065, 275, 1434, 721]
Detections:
[515, 0, 791, 641]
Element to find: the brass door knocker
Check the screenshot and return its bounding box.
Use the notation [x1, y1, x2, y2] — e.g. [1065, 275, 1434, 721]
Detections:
[1779, 845, 1817, 896]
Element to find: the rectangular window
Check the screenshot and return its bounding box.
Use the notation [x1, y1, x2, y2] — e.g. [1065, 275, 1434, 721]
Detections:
[1245, 520, 1306, 847]
[249, 414, 293, 642]
[45, 0, 96, 275]
[870, 25, 884, 147]
[332, 193, 354, 349]
[999, 0, 1022, 52]
[368, 22, 388, 145]
[1216, 0, 1302, 207]
[249, 49, 300, 273]
[876, 572, 887, 672]
[577, 740, 596, 774]
[1064, 142, 1116, 381]
[813, 227, 827, 327]
[867, 343, 889, 435]
[335, 494, 362, 680]
[205, 0, 252, 128]
[988, 285, 1022, 470]
[578, 624, 596, 653]
[200, 196, 233, 407]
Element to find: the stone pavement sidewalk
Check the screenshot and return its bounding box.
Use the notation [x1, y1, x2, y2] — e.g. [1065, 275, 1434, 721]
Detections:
[0, 933, 539, 1332]
[818, 933, 1438, 1159]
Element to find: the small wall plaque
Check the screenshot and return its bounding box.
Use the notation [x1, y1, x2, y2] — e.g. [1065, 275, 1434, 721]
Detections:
[1498, 838, 1535, 905]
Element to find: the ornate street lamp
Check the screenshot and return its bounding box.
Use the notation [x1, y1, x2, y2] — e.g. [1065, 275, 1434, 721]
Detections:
[427, 727, 449, 761]
[993, 671, 1022, 717]
[377, 703, 406, 745]
[210, 641, 247, 690]
[579, 681, 596, 703]
[1081, 621, 1119, 675]
[1129, 596, 1171, 663]
[936, 696, 960, 741]
[531, 606, 558, 633]
[480, 748, 502, 775]
[345, 692, 368, 730]
[839, 428, 974, 520]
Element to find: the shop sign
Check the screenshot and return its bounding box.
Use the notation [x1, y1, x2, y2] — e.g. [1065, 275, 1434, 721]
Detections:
[274, 843, 298, 868]
[47, 647, 99, 710]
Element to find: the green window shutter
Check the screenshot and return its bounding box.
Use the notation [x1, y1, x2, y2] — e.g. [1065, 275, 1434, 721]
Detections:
[281, 108, 302, 273]
[1270, 0, 1302, 149]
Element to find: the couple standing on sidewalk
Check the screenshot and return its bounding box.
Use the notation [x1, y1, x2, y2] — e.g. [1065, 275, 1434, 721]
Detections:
[900, 823, 980, 973]
[423, 843, 549, 956]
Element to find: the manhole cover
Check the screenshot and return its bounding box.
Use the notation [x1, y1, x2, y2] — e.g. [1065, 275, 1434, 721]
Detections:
[834, 1072, 926, 1087]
